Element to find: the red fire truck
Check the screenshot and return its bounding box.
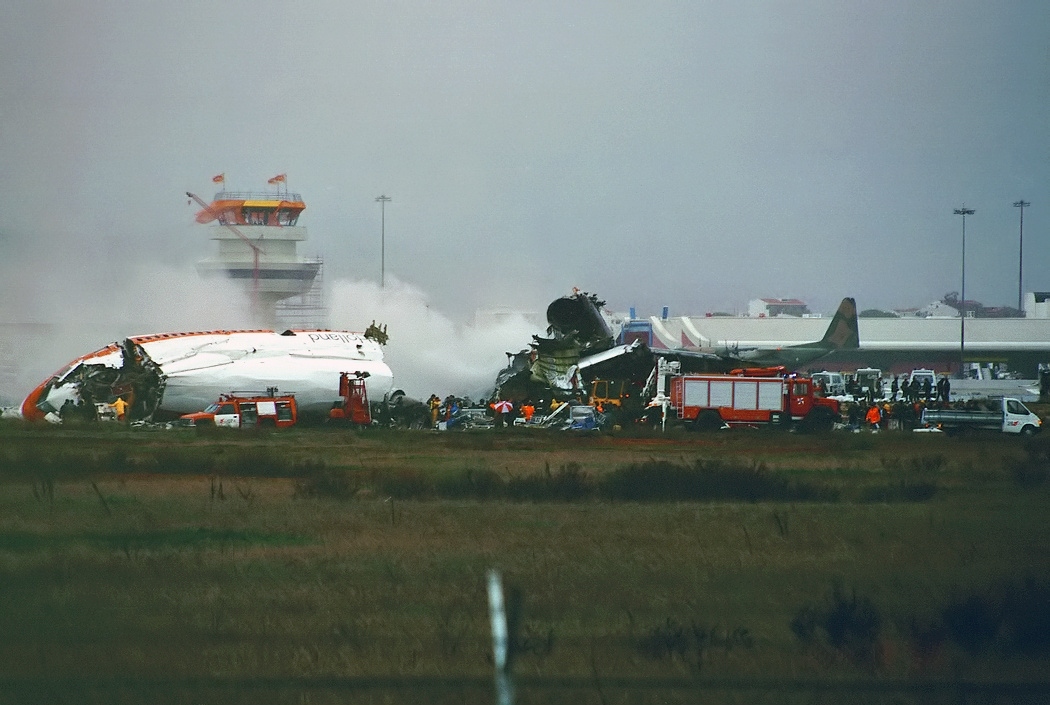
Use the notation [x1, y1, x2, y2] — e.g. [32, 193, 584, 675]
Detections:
[667, 366, 839, 431]
[328, 372, 372, 426]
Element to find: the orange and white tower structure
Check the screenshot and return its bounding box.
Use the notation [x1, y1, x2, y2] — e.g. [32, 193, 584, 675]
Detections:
[192, 174, 321, 326]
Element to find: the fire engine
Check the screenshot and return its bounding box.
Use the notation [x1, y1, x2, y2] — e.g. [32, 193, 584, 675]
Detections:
[658, 363, 839, 431]
[177, 392, 298, 429]
[328, 372, 372, 426]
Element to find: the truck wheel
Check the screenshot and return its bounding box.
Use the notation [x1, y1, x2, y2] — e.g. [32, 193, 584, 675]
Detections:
[1021, 425, 1037, 437]
[798, 407, 834, 434]
[695, 410, 723, 431]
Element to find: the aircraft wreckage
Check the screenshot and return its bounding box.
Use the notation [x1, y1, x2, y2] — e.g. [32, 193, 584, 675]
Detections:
[493, 292, 860, 408]
[20, 328, 395, 423]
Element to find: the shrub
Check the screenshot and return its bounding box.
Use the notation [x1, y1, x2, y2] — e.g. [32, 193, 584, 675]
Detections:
[1010, 436, 1050, 487]
[293, 462, 357, 500]
[636, 618, 753, 670]
[928, 577, 1050, 656]
[910, 454, 945, 474]
[375, 470, 435, 499]
[600, 458, 834, 502]
[223, 448, 292, 477]
[1001, 576, 1050, 654]
[941, 593, 1000, 654]
[435, 468, 503, 499]
[791, 584, 883, 667]
[859, 480, 938, 503]
[506, 462, 592, 502]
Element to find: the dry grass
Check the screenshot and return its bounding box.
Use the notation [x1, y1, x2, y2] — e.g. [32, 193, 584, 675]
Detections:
[0, 422, 1048, 702]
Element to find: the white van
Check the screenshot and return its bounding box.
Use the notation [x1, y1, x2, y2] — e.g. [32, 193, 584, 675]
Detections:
[908, 369, 937, 391]
[810, 371, 846, 396]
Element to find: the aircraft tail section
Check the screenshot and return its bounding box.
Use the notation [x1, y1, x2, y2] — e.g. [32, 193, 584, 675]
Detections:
[805, 297, 859, 350]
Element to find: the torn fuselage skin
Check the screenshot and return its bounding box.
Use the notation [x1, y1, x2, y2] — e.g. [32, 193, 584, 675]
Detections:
[30, 340, 165, 423]
[494, 291, 620, 402]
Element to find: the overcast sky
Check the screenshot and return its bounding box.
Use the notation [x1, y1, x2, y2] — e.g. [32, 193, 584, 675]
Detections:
[1, 1, 1048, 398]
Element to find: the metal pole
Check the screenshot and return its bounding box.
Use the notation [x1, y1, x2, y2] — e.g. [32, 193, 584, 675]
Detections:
[375, 195, 391, 287]
[954, 207, 974, 378]
[1015, 200, 1030, 313]
[487, 570, 514, 705]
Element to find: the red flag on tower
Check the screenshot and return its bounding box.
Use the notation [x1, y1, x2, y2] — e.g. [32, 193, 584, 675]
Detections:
[212, 173, 225, 183]
[267, 173, 286, 184]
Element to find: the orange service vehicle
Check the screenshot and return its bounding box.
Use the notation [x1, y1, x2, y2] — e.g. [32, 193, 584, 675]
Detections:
[177, 393, 297, 429]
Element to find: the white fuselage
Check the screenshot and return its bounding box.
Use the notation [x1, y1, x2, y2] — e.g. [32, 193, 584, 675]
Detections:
[25, 330, 394, 420]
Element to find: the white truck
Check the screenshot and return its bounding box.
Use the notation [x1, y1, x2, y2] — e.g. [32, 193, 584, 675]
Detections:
[920, 397, 1042, 436]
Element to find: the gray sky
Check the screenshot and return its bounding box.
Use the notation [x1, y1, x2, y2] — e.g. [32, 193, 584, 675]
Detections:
[1, 0, 1048, 398]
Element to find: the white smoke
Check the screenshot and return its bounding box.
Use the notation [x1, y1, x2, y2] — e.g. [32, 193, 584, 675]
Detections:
[0, 262, 542, 408]
[328, 277, 541, 400]
[0, 260, 253, 407]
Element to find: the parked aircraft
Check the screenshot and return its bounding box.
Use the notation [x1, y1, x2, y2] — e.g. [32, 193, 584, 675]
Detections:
[657, 297, 860, 372]
[20, 329, 394, 422]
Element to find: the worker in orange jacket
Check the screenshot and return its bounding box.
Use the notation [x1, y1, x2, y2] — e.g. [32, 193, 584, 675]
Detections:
[864, 404, 881, 430]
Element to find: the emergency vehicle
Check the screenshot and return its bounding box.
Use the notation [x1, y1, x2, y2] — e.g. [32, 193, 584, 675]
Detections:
[177, 393, 297, 429]
[665, 366, 839, 431]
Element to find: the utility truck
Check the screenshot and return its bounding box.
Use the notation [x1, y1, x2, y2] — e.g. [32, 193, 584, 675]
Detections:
[663, 365, 839, 432]
[921, 397, 1042, 436]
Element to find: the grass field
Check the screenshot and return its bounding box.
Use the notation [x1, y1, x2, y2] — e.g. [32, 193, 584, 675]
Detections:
[1, 421, 1048, 703]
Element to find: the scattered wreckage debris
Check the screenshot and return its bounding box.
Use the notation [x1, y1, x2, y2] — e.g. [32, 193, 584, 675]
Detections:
[494, 290, 658, 411]
[495, 290, 623, 403]
[491, 290, 860, 430]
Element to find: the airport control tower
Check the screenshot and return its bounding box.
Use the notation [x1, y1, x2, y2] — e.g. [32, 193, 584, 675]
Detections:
[191, 177, 323, 327]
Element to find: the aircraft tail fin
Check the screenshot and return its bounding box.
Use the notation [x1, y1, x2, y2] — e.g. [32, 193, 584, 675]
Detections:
[813, 297, 859, 350]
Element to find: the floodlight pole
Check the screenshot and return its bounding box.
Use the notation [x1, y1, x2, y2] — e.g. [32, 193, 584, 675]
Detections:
[954, 207, 974, 378]
[1014, 200, 1030, 313]
[375, 194, 392, 288]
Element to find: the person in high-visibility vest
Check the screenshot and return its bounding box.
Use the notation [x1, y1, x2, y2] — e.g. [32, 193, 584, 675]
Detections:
[112, 397, 129, 422]
[864, 403, 881, 431]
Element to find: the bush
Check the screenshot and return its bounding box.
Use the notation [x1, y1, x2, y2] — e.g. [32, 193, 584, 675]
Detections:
[223, 448, 293, 477]
[293, 462, 357, 500]
[941, 593, 1000, 654]
[929, 577, 1050, 656]
[375, 470, 435, 499]
[506, 462, 592, 502]
[1010, 436, 1050, 487]
[791, 584, 883, 667]
[860, 480, 938, 503]
[435, 467, 503, 499]
[635, 617, 753, 670]
[1001, 576, 1050, 654]
[601, 458, 835, 502]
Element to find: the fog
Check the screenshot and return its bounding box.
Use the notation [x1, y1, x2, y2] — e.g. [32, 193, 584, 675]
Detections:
[2, 1, 1048, 404]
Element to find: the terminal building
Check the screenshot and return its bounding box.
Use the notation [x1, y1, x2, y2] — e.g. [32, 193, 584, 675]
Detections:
[619, 295, 1050, 378]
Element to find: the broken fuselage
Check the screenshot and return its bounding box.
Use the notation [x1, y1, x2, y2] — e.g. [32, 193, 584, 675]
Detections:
[21, 329, 394, 423]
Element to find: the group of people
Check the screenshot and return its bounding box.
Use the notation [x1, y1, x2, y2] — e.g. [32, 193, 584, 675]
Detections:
[845, 399, 929, 432]
[424, 393, 547, 429]
[829, 374, 951, 406]
[58, 396, 129, 423]
[887, 375, 951, 405]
